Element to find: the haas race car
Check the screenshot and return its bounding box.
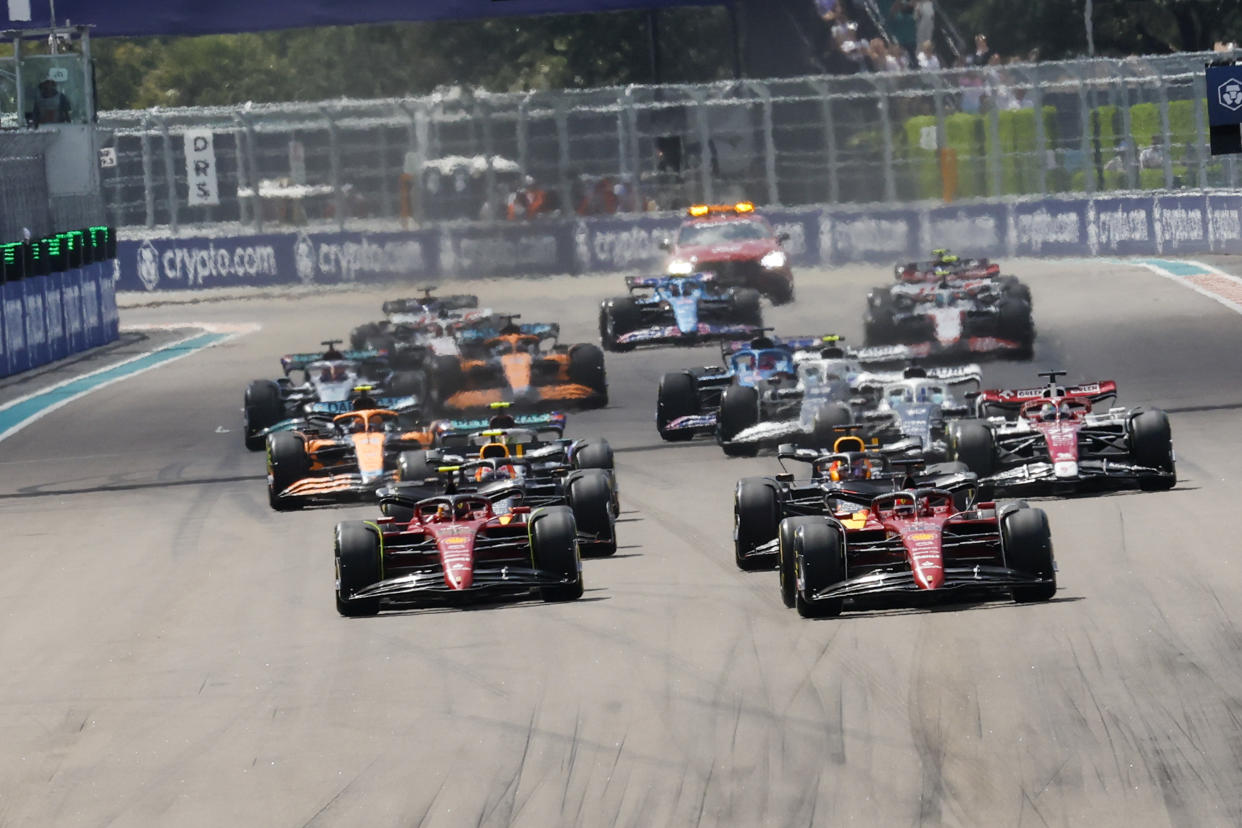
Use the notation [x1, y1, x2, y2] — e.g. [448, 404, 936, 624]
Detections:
[334, 495, 583, 616]
[348, 285, 481, 351]
[599, 273, 761, 351]
[947, 371, 1176, 494]
[659, 202, 795, 303]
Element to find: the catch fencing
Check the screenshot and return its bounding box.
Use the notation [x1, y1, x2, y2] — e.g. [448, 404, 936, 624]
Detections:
[98, 50, 1241, 234]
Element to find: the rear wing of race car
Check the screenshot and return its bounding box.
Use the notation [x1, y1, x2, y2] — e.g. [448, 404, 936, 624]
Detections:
[625, 273, 714, 290]
[975, 379, 1118, 414]
[305, 396, 422, 416]
[432, 411, 567, 441]
[457, 322, 560, 343]
[382, 293, 479, 315]
[281, 349, 382, 372]
[852, 364, 983, 392]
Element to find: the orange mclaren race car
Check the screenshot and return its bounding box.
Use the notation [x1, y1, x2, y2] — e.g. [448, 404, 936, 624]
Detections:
[431, 318, 607, 413]
[266, 396, 438, 511]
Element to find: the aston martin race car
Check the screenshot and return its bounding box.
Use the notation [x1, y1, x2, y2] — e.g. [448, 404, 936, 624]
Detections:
[266, 401, 435, 510]
[732, 436, 980, 570]
[946, 371, 1176, 494]
[864, 270, 1034, 359]
[598, 273, 761, 351]
[333, 498, 583, 616]
[660, 202, 795, 303]
[431, 318, 608, 412]
[242, 340, 424, 450]
[777, 490, 1056, 618]
[349, 286, 482, 350]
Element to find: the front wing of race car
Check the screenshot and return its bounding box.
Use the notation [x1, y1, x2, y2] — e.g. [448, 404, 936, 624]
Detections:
[348, 566, 574, 601]
[981, 457, 1174, 493]
[806, 565, 1052, 602]
[275, 470, 400, 505]
[443, 383, 605, 412]
[884, 336, 1029, 361]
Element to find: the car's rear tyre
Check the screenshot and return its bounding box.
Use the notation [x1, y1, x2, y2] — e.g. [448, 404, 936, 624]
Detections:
[387, 370, 426, 400]
[998, 276, 1032, 306]
[657, 371, 699, 442]
[733, 288, 763, 327]
[573, 438, 614, 470]
[568, 343, 608, 400]
[532, 507, 584, 602]
[718, 384, 760, 457]
[366, 334, 397, 357]
[768, 277, 795, 305]
[431, 355, 464, 403]
[336, 521, 383, 617]
[600, 297, 640, 352]
[948, 421, 996, 477]
[1002, 507, 1056, 603]
[244, 379, 283, 451]
[267, 431, 309, 511]
[1128, 409, 1176, 490]
[998, 299, 1034, 355]
[398, 450, 436, 485]
[794, 519, 846, 618]
[350, 323, 379, 351]
[734, 477, 780, 570]
[567, 469, 616, 556]
[810, 402, 853, 449]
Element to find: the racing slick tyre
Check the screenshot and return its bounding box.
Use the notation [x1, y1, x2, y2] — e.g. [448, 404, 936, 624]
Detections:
[431, 355, 464, 404]
[350, 323, 380, 351]
[734, 477, 780, 571]
[335, 521, 383, 617]
[243, 379, 283, 451]
[1002, 507, 1057, 603]
[948, 421, 996, 477]
[573, 438, 615, 470]
[398, 451, 436, 485]
[998, 276, 1032, 306]
[998, 299, 1034, 357]
[778, 516, 819, 607]
[768, 277, 795, 306]
[600, 297, 641, 352]
[531, 506, 584, 602]
[657, 371, 699, 442]
[568, 343, 608, 402]
[794, 519, 846, 618]
[718, 384, 760, 457]
[810, 402, 853, 449]
[1128, 409, 1176, 491]
[733, 288, 763, 328]
[567, 469, 616, 556]
[267, 432, 309, 511]
[387, 370, 427, 400]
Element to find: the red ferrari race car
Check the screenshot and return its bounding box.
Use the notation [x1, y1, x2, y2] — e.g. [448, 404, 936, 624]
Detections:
[780, 487, 1056, 618]
[334, 494, 583, 616]
[660, 202, 795, 304]
[947, 370, 1176, 494]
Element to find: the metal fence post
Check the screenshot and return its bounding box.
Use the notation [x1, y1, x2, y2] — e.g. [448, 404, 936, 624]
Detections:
[811, 79, 839, 204]
[1150, 63, 1174, 189]
[140, 115, 155, 229]
[377, 120, 393, 219]
[320, 107, 345, 232]
[1112, 64, 1137, 191]
[1021, 67, 1048, 195]
[479, 98, 497, 217]
[625, 87, 643, 212]
[866, 76, 897, 203]
[1070, 66, 1095, 194]
[692, 88, 714, 204]
[554, 100, 572, 221]
[157, 115, 179, 233]
[747, 81, 779, 206]
[236, 111, 263, 233]
[517, 93, 531, 178]
[1192, 89, 1208, 188]
[986, 98, 1002, 197]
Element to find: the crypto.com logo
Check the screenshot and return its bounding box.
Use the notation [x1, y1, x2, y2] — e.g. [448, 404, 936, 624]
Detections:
[1220, 78, 1242, 112]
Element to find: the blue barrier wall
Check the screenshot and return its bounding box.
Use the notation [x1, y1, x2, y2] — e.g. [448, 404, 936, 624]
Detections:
[0, 263, 120, 379]
[115, 192, 1242, 292]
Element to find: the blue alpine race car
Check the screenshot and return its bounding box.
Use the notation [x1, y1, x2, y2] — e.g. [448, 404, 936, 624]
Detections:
[599, 273, 762, 351]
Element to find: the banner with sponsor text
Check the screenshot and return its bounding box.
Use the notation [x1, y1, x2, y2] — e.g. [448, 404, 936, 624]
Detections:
[0, 264, 120, 378]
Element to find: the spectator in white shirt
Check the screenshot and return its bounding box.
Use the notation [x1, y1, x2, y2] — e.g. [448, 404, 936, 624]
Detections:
[916, 40, 940, 70]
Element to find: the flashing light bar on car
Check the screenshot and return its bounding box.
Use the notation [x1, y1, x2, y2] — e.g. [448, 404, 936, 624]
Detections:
[686, 202, 755, 217]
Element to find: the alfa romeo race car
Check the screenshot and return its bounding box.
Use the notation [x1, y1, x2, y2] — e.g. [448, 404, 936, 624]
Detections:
[947, 371, 1176, 494]
[242, 341, 424, 450]
[348, 286, 481, 350]
[864, 270, 1034, 359]
[266, 402, 435, 510]
[777, 490, 1056, 618]
[598, 273, 761, 351]
[660, 202, 795, 303]
[431, 318, 608, 412]
[333, 497, 583, 616]
[732, 435, 980, 570]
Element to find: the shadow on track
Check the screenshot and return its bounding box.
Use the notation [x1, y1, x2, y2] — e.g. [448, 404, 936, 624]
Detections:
[0, 473, 265, 499]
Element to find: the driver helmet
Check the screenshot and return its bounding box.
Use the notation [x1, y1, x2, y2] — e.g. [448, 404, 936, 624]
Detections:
[829, 456, 874, 482]
[1039, 402, 1058, 421]
[917, 496, 935, 517]
[894, 498, 917, 517]
[454, 500, 473, 519]
[435, 504, 451, 520]
[758, 352, 780, 371]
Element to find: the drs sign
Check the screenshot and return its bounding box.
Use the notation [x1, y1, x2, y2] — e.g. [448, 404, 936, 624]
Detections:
[184, 129, 220, 206]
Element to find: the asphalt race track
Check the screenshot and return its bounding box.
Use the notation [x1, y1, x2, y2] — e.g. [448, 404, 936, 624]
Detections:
[4, 259, 1242, 827]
